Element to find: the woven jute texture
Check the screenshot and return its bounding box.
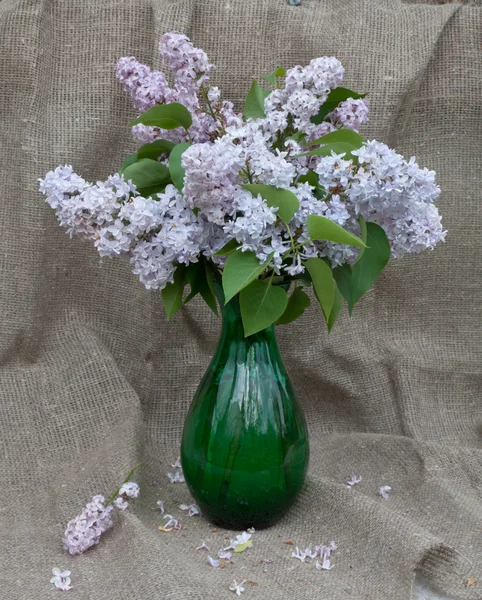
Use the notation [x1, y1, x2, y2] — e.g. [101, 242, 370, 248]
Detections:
[1, 0, 481, 598]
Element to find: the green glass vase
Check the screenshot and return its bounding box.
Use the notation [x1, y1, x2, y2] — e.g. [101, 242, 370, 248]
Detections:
[181, 285, 309, 530]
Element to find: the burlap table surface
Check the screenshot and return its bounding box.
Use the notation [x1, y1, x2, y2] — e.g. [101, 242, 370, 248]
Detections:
[1, 0, 481, 598]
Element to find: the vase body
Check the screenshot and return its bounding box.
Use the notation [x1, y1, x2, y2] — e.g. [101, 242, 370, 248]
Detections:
[181, 287, 309, 530]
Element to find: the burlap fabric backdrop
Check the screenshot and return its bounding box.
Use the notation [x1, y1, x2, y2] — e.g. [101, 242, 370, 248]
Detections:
[1, 0, 481, 598]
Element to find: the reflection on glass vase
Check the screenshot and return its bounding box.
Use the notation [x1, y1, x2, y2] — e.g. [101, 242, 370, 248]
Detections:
[181, 284, 309, 530]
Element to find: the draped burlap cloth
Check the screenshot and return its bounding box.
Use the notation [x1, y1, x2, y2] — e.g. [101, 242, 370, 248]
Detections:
[1, 1, 481, 598]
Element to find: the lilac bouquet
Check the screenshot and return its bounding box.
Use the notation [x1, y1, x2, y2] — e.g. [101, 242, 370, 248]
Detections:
[40, 33, 445, 335]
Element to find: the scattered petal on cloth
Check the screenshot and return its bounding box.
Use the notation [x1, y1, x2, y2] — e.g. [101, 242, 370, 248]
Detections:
[247, 527, 256, 534]
[315, 558, 334, 571]
[229, 580, 246, 595]
[163, 515, 181, 530]
[196, 541, 210, 551]
[178, 503, 201, 516]
[226, 531, 253, 552]
[207, 556, 221, 568]
[50, 568, 72, 591]
[171, 458, 182, 469]
[379, 485, 392, 499]
[152, 500, 165, 514]
[218, 548, 233, 560]
[167, 470, 185, 484]
[291, 547, 307, 562]
[287, 0, 302, 5]
[346, 474, 362, 488]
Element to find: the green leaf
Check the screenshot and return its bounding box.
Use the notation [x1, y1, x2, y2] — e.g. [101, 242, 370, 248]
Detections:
[351, 222, 390, 306]
[262, 66, 286, 85]
[214, 239, 240, 257]
[184, 261, 218, 315]
[311, 87, 367, 125]
[297, 170, 319, 187]
[129, 102, 192, 130]
[137, 139, 175, 161]
[327, 285, 344, 332]
[308, 128, 365, 149]
[205, 262, 217, 301]
[304, 257, 335, 322]
[169, 142, 191, 193]
[240, 279, 288, 337]
[295, 141, 358, 159]
[233, 539, 253, 553]
[276, 286, 311, 325]
[243, 80, 270, 120]
[355, 215, 367, 264]
[222, 250, 272, 303]
[307, 215, 366, 248]
[242, 184, 299, 224]
[161, 265, 187, 319]
[333, 263, 353, 315]
[122, 158, 171, 192]
[120, 154, 137, 173]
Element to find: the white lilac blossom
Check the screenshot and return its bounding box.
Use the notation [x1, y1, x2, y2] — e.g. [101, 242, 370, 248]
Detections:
[218, 548, 233, 560]
[163, 514, 181, 530]
[171, 457, 182, 469]
[152, 500, 165, 514]
[207, 556, 221, 568]
[196, 541, 210, 551]
[178, 503, 201, 516]
[346, 474, 362, 488]
[114, 481, 140, 511]
[379, 485, 392, 499]
[292, 541, 337, 568]
[315, 557, 334, 571]
[63, 495, 114, 555]
[229, 580, 246, 596]
[225, 531, 253, 551]
[167, 468, 185, 483]
[50, 568, 72, 591]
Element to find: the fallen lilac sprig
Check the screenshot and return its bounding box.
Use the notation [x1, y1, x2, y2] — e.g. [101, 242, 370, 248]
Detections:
[50, 568, 72, 591]
[346, 474, 362, 489]
[378, 485, 392, 500]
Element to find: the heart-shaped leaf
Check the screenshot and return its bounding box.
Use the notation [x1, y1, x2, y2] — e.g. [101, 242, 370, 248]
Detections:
[304, 257, 335, 322]
[276, 286, 311, 325]
[129, 102, 192, 130]
[243, 80, 270, 120]
[307, 215, 366, 248]
[169, 142, 191, 193]
[222, 250, 273, 303]
[137, 139, 175, 161]
[240, 280, 288, 337]
[122, 158, 171, 193]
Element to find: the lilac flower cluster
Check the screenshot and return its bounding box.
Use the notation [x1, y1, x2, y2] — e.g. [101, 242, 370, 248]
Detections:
[40, 32, 445, 296]
[116, 33, 241, 146]
[40, 166, 206, 290]
[63, 481, 140, 555]
[63, 494, 114, 555]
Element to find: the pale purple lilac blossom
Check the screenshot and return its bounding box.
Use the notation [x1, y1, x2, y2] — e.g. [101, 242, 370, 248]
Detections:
[50, 568, 72, 591]
[207, 556, 221, 567]
[196, 541, 210, 551]
[229, 580, 246, 596]
[178, 503, 201, 516]
[218, 548, 233, 560]
[114, 481, 140, 511]
[63, 495, 114, 555]
[346, 474, 362, 488]
[163, 514, 181, 530]
[379, 485, 392, 499]
[152, 500, 165, 514]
